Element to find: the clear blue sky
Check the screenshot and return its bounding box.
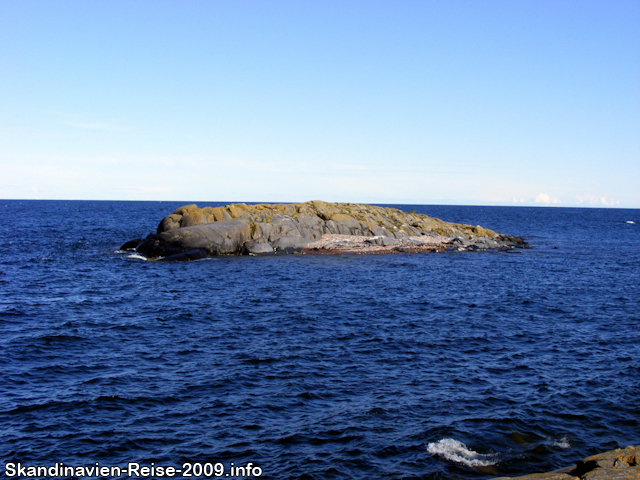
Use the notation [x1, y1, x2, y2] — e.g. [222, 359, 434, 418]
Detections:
[1, 1, 638, 207]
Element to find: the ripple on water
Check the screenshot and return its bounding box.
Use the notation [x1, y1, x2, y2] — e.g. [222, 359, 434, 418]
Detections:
[0, 202, 639, 479]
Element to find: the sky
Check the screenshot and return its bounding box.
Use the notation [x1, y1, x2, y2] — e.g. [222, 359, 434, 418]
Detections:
[0, 1, 638, 207]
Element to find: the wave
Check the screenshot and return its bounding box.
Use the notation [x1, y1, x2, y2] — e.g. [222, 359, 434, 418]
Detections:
[553, 436, 571, 449]
[427, 438, 499, 467]
[126, 253, 148, 261]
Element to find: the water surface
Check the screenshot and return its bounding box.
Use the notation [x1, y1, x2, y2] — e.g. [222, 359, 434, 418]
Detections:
[1, 201, 638, 479]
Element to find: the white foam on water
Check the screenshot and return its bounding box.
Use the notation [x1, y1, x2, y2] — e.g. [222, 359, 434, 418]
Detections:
[553, 436, 571, 449]
[427, 438, 499, 467]
[626, 221, 635, 224]
[126, 253, 148, 261]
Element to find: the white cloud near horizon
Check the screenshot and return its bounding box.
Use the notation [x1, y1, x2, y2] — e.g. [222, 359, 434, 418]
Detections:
[0, 153, 635, 208]
[576, 195, 620, 207]
[535, 193, 561, 205]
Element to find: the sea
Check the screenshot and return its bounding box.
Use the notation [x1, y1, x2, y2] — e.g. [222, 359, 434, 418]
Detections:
[1, 200, 638, 480]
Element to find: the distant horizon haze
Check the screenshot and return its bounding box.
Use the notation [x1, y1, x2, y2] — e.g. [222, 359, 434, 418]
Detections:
[2, 198, 639, 211]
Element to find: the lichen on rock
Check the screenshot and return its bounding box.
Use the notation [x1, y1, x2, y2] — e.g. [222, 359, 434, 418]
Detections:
[492, 446, 639, 480]
[121, 201, 527, 261]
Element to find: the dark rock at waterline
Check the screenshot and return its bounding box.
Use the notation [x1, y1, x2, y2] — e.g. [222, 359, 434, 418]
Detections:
[156, 248, 208, 262]
[241, 239, 275, 256]
[119, 238, 143, 251]
[124, 201, 528, 261]
[492, 445, 639, 480]
[137, 220, 251, 258]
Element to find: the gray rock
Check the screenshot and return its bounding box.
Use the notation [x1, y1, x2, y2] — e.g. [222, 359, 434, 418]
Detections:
[157, 214, 182, 234]
[127, 201, 528, 260]
[242, 240, 274, 255]
[270, 215, 301, 238]
[271, 235, 309, 253]
[365, 236, 399, 246]
[253, 222, 275, 240]
[138, 220, 251, 258]
[403, 225, 423, 236]
[371, 226, 394, 237]
[295, 214, 325, 240]
[180, 213, 209, 228]
[450, 236, 468, 246]
[324, 215, 364, 235]
[475, 237, 500, 249]
[401, 238, 426, 246]
[156, 248, 208, 262]
[324, 220, 346, 235]
[323, 239, 353, 249]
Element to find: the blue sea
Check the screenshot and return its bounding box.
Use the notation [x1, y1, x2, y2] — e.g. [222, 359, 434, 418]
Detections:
[1, 200, 638, 480]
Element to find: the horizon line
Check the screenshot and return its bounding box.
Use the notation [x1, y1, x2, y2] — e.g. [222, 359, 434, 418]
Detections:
[1, 198, 638, 210]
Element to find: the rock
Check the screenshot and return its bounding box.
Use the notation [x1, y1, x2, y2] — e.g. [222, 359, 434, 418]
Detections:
[365, 236, 399, 246]
[119, 238, 143, 250]
[242, 239, 274, 255]
[295, 214, 326, 240]
[476, 236, 501, 249]
[137, 220, 251, 259]
[172, 204, 199, 216]
[270, 215, 302, 238]
[371, 226, 394, 237]
[491, 446, 639, 480]
[271, 235, 309, 253]
[582, 469, 639, 480]
[323, 241, 345, 249]
[124, 201, 527, 260]
[253, 222, 276, 241]
[579, 446, 638, 470]
[401, 238, 427, 246]
[156, 248, 208, 262]
[492, 474, 578, 480]
[575, 447, 639, 480]
[157, 214, 182, 234]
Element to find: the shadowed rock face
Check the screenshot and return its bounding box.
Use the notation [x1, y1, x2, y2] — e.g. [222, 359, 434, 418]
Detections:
[124, 201, 527, 260]
[492, 446, 639, 480]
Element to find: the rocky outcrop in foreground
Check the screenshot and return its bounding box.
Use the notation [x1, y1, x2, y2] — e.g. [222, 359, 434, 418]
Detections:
[493, 446, 639, 480]
[121, 201, 527, 261]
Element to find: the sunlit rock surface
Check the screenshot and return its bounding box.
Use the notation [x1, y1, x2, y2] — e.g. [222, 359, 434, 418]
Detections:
[122, 201, 527, 260]
[492, 446, 639, 480]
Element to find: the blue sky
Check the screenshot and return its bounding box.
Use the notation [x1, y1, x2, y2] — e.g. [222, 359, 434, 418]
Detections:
[1, 1, 638, 207]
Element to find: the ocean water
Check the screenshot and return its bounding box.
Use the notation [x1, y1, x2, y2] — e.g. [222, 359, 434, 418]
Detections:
[1, 200, 638, 480]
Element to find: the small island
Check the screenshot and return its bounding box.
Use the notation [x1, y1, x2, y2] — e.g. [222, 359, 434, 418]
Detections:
[121, 201, 527, 261]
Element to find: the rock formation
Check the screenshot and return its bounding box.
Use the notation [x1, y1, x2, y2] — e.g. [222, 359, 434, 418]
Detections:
[492, 445, 639, 480]
[121, 201, 527, 261]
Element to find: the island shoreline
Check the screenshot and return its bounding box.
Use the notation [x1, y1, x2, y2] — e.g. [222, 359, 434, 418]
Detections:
[122, 201, 528, 261]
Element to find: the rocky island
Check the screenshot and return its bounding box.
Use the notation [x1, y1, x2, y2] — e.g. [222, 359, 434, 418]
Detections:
[121, 201, 527, 261]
